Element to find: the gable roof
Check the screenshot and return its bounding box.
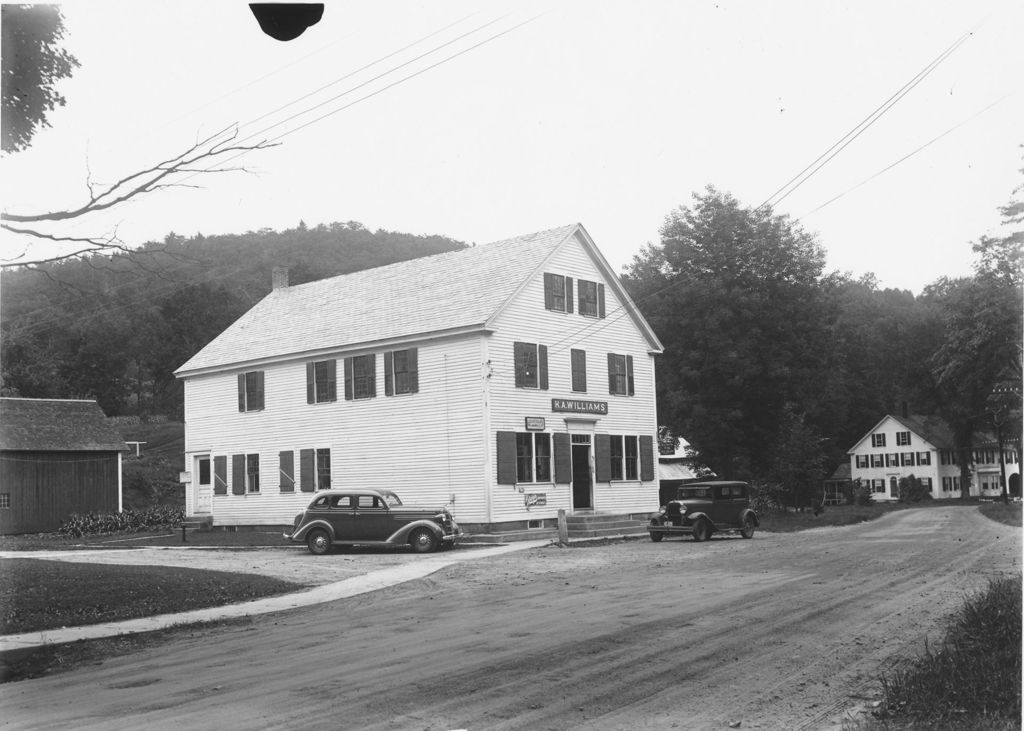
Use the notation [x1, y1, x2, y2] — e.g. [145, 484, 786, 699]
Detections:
[846, 413, 1004, 454]
[0, 398, 126, 452]
[175, 223, 662, 377]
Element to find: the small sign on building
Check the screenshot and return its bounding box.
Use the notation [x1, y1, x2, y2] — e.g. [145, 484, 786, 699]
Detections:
[525, 417, 546, 431]
[525, 493, 547, 508]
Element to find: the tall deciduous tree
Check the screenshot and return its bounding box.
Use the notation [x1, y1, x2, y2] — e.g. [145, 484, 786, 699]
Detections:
[1, 4, 79, 153]
[622, 186, 830, 479]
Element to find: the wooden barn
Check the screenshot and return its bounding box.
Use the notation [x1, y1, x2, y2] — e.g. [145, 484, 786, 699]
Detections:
[0, 398, 125, 534]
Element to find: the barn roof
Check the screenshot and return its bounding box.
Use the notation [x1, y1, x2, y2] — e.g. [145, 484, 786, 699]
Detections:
[0, 398, 126, 452]
[174, 223, 662, 377]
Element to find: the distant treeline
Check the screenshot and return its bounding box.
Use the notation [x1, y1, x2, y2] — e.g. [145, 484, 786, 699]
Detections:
[0, 221, 465, 418]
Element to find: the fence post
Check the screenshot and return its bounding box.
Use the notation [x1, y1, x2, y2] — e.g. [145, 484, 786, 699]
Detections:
[557, 509, 569, 545]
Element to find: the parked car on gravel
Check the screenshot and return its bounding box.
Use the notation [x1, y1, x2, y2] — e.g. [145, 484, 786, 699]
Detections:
[284, 488, 460, 555]
[648, 481, 758, 542]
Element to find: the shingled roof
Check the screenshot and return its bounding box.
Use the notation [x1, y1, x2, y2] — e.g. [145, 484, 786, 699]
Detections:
[176, 224, 659, 376]
[0, 398, 126, 452]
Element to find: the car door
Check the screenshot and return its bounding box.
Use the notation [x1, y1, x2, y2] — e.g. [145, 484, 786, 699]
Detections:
[326, 494, 357, 540]
[712, 485, 732, 525]
[351, 494, 391, 540]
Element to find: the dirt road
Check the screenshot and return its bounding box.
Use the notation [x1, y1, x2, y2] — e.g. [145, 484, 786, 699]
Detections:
[1, 507, 1019, 730]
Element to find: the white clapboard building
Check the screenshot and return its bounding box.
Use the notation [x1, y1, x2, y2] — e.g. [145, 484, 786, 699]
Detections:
[174, 224, 664, 533]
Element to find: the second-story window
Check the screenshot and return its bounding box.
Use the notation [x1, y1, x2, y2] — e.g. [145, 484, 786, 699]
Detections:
[237, 371, 265, 412]
[344, 354, 376, 400]
[514, 342, 548, 389]
[307, 360, 337, 403]
[571, 349, 587, 392]
[607, 353, 634, 396]
[385, 348, 419, 395]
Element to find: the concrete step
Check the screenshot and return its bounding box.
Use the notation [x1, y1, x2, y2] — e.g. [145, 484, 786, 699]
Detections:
[567, 524, 649, 539]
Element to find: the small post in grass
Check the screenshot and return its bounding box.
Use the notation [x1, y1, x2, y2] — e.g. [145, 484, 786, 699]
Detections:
[557, 509, 569, 545]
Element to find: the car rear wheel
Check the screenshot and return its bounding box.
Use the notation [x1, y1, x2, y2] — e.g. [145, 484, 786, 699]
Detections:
[692, 519, 710, 542]
[741, 515, 756, 539]
[649, 531, 664, 542]
[306, 528, 332, 555]
[410, 528, 439, 553]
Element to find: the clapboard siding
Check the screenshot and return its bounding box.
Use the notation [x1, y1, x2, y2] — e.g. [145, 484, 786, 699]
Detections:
[484, 231, 660, 521]
[184, 336, 487, 525]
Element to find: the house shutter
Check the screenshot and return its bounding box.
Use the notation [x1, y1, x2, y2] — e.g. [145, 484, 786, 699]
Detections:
[571, 349, 587, 392]
[344, 357, 353, 401]
[513, 342, 528, 388]
[408, 348, 419, 393]
[566, 277, 573, 313]
[496, 431, 518, 485]
[538, 345, 548, 390]
[626, 355, 634, 396]
[213, 456, 227, 495]
[639, 435, 655, 481]
[367, 353, 377, 397]
[306, 363, 315, 404]
[384, 351, 394, 396]
[299, 449, 315, 492]
[237, 374, 246, 411]
[607, 353, 616, 394]
[594, 434, 611, 483]
[553, 433, 571, 483]
[598, 283, 606, 318]
[251, 371, 265, 410]
[279, 450, 295, 492]
[231, 454, 246, 495]
[543, 273, 555, 310]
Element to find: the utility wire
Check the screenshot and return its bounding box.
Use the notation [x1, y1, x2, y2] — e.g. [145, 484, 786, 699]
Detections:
[756, 26, 977, 212]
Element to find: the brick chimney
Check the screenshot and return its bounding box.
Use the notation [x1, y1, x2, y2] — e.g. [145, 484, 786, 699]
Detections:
[272, 266, 289, 290]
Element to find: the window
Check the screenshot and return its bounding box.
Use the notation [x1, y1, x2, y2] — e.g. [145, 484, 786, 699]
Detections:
[920, 477, 932, 492]
[870, 454, 884, 467]
[885, 453, 899, 467]
[571, 349, 587, 392]
[901, 452, 914, 466]
[344, 354, 376, 400]
[246, 454, 260, 493]
[607, 353, 634, 396]
[198, 457, 211, 486]
[609, 435, 640, 480]
[578, 279, 599, 317]
[942, 476, 952, 491]
[940, 450, 958, 465]
[279, 451, 295, 492]
[871, 433, 886, 448]
[0, 493, 9, 509]
[855, 455, 869, 468]
[385, 348, 419, 395]
[873, 479, 885, 493]
[916, 452, 931, 466]
[307, 360, 337, 403]
[514, 342, 548, 389]
[237, 371, 265, 412]
[896, 431, 911, 446]
[515, 432, 551, 483]
[543, 273, 573, 313]
[316, 448, 331, 489]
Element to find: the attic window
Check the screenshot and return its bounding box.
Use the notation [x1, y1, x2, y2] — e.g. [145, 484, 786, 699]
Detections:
[578, 279, 605, 318]
[544, 273, 573, 313]
[896, 431, 911, 446]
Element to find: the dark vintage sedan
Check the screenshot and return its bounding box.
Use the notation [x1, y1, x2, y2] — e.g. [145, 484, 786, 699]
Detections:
[648, 481, 759, 542]
[284, 488, 460, 555]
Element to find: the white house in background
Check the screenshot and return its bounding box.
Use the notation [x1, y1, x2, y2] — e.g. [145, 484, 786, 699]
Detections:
[847, 413, 1021, 501]
[174, 224, 664, 533]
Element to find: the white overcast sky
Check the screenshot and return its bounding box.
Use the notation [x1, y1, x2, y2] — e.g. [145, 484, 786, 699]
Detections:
[2, 0, 1021, 293]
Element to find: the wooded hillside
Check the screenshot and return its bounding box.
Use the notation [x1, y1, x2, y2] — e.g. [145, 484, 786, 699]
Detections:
[1, 221, 465, 418]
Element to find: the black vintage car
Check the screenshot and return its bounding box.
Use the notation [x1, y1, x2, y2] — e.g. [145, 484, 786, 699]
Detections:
[648, 481, 758, 542]
[284, 488, 460, 554]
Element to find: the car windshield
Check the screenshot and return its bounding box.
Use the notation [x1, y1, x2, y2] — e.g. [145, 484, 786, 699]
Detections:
[679, 487, 713, 499]
[379, 490, 402, 506]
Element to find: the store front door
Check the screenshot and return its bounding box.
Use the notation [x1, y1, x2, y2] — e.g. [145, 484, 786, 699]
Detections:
[571, 443, 592, 509]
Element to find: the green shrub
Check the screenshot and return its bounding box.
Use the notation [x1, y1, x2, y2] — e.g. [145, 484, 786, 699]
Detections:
[58, 506, 185, 537]
[898, 474, 933, 503]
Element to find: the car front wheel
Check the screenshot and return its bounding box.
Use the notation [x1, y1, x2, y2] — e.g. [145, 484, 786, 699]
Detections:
[649, 530, 664, 542]
[741, 515, 756, 539]
[307, 528, 332, 555]
[692, 519, 710, 542]
[410, 528, 439, 553]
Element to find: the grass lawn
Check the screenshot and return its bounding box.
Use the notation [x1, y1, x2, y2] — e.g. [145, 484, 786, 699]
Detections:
[0, 559, 302, 636]
[977, 500, 1023, 527]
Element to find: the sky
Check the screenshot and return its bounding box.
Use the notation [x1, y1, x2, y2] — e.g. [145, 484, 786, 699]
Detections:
[2, 0, 1022, 293]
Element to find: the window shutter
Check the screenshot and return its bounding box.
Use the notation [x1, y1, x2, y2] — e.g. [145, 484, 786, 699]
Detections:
[279, 450, 295, 491]
[553, 433, 571, 483]
[571, 349, 587, 392]
[598, 283, 606, 318]
[639, 435, 655, 481]
[384, 351, 394, 396]
[543, 273, 555, 310]
[626, 355, 635, 396]
[231, 454, 246, 495]
[496, 431, 518, 485]
[213, 456, 227, 495]
[607, 353, 616, 394]
[538, 345, 548, 390]
[237, 374, 246, 411]
[344, 357, 353, 400]
[299, 449, 315, 492]
[368, 353, 377, 397]
[594, 434, 611, 483]
[324, 359, 337, 402]
[514, 343, 527, 388]
[566, 277, 574, 313]
[408, 348, 419, 393]
[306, 363, 315, 404]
